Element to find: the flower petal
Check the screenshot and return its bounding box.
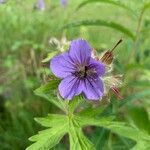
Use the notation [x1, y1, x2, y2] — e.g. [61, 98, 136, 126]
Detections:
[69, 39, 92, 65]
[58, 75, 83, 100]
[50, 52, 76, 78]
[88, 58, 105, 76]
[83, 77, 104, 100]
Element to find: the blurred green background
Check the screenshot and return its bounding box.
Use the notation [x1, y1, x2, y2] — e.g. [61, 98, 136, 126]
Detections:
[0, 0, 150, 149]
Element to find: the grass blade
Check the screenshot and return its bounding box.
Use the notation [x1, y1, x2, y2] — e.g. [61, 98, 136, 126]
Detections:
[120, 90, 150, 107]
[62, 20, 135, 40]
[76, 0, 135, 16]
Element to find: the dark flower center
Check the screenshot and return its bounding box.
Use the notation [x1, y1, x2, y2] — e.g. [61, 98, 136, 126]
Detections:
[74, 65, 96, 79]
[78, 66, 88, 78]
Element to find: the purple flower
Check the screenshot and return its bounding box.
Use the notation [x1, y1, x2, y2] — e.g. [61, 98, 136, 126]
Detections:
[60, 0, 68, 7]
[34, 0, 45, 11]
[50, 39, 105, 100]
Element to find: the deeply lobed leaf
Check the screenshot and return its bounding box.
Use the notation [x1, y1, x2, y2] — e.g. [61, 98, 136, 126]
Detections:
[69, 119, 95, 150]
[26, 113, 69, 150]
[75, 115, 150, 148]
[35, 114, 68, 127]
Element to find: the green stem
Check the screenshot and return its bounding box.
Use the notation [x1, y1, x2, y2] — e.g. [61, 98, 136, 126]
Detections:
[130, 9, 145, 62]
[65, 100, 73, 118]
[58, 98, 68, 113]
[135, 10, 144, 40]
[108, 132, 113, 150]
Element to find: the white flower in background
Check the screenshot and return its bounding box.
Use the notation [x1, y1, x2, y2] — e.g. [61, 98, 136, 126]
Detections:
[42, 36, 70, 63]
[49, 36, 70, 52]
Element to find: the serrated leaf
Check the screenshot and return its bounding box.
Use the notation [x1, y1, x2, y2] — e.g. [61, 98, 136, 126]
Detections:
[29, 123, 68, 142]
[69, 119, 95, 150]
[34, 80, 67, 112]
[76, 0, 135, 16]
[27, 132, 65, 150]
[104, 123, 149, 142]
[62, 20, 135, 40]
[27, 123, 68, 150]
[75, 115, 150, 142]
[35, 114, 68, 127]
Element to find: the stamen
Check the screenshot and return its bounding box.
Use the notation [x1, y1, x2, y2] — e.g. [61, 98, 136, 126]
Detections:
[74, 66, 87, 78]
[74, 65, 96, 79]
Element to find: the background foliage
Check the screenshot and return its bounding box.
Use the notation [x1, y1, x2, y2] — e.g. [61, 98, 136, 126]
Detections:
[0, 0, 150, 150]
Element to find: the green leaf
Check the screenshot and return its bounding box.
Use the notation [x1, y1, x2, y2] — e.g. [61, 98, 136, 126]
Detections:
[91, 128, 110, 149]
[128, 106, 150, 134]
[69, 119, 95, 150]
[131, 141, 150, 150]
[34, 80, 67, 112]
[35, 114, 68, 127]
[28, 114, 96, 150]
[27, 124, 68, 150]
[75, 115, 150, 142]
[75, 115, 114, 127]
[78, 105, 106, 117]
[27, 108, 150, 150]
[76, 0, 135, 16]
[62, 20, 135, 40]
[104, 123, 149, 142]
